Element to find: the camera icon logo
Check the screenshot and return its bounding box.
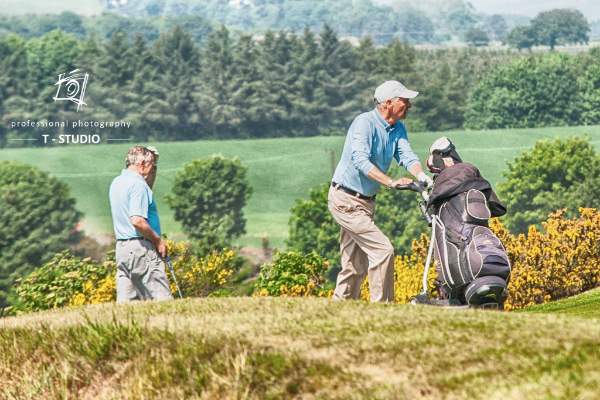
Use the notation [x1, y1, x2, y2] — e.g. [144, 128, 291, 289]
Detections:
[53, 69, 89, 112]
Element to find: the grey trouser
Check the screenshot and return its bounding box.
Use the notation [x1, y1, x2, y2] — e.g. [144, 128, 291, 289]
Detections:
[115, 237, 173, 302]
[328, 185, 395, 302]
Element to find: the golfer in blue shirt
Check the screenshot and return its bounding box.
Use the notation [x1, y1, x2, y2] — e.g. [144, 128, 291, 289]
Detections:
[109, 146, 173, 302]
[328, 80, 433, 302]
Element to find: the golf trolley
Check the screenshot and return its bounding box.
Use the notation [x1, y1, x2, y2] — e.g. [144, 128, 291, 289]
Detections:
[396, 181, 510, 310]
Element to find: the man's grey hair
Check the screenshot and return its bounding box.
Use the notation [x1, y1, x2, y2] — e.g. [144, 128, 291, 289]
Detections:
[126, 146, 153, 168]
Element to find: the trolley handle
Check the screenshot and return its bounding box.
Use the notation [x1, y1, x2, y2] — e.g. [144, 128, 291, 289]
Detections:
[395, 181, 430, 201]
[395, 181, 425, 193]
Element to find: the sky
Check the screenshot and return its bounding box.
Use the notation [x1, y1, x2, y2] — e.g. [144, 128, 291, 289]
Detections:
[467, 0, 600, 21]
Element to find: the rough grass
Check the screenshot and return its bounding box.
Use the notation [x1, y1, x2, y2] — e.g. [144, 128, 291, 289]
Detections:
[2, 297, 600, 399]
[1, 125, 600, 248]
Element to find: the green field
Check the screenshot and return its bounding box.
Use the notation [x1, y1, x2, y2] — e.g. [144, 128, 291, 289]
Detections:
[2, 125, 599, 248]
[3, 294, 600, 398]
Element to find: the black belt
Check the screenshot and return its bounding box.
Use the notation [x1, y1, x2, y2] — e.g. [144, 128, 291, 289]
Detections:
[117, 237, 148, 242]
[331, 182, 376, 201]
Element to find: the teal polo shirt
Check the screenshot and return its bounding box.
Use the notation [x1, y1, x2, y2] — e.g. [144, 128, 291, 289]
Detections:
[109, 169, 161, 240]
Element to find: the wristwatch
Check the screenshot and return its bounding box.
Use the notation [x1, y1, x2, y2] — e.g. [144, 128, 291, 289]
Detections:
[387, 177, 394, 188]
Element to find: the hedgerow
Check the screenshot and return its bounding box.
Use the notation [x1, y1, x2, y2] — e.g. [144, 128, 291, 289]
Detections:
[10, 250, 116, 314]
[10, 240, 236, 313]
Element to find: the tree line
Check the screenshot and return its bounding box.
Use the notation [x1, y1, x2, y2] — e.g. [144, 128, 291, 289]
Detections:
[102, 0, 482, 45]
[1, 22, 599, 146]
[1, 25, 524, 146]
[0, 12, 215, 45]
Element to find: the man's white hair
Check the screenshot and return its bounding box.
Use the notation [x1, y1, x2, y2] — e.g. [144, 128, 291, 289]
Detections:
[374, 96, 399, 109]
[126, 146, 153, 168]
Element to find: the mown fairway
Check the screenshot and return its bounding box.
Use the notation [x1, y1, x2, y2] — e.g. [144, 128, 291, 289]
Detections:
[1, 125, 599, 248]
[2, 294, 600, 399]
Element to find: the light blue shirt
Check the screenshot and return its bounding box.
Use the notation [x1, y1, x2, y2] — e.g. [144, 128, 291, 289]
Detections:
[109, 169, 161, 240]
[332, 108, 420, 197]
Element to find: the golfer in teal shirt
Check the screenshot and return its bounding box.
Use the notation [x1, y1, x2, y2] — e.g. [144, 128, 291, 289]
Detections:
[109, 146, 173, 302]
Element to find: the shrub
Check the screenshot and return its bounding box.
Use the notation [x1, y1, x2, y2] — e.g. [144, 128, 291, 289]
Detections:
[10, 250, 115, 314]
[498, 136, 600, 234]
[165, 155, 252, 251]
[166, 240, 235, 298]
[0, 161, 82, 307]
[490, 210, 600, 311]
[254, 251, 331, 297]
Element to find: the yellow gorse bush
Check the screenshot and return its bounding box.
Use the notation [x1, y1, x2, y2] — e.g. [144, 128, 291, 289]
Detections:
[491, 209, 600, 310]
[276, 282, 333, 298]
[166, 240, 234, 297]
[69, 275, 116, 307]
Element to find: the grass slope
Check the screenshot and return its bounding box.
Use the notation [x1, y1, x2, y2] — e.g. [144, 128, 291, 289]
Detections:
[521, 287, 600, 318]
[1, 125, 599, 248]
[2, 297, 600, 399]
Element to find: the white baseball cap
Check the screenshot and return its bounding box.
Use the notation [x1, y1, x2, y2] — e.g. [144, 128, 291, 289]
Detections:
[374, 80, 419, 104]
[147, 145, 159, 166]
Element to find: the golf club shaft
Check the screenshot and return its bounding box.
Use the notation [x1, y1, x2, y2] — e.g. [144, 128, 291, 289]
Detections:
[165, 256, 183, 299]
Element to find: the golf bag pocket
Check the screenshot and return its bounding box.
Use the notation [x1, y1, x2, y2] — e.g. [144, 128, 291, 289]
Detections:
[445, 190, 491, 226]
[468, 226, 511, 280]
[465, 190, 491, 221]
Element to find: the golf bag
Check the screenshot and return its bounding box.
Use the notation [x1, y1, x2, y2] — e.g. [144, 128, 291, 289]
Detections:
[432, 188, 511, 307]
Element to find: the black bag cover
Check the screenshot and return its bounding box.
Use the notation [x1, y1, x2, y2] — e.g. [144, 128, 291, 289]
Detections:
[428, 163, 506, 218]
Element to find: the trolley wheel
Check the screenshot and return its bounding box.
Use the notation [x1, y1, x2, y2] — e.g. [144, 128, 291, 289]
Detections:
[409, 293, 430, 305]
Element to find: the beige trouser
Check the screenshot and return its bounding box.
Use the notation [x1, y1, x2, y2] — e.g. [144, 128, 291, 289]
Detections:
[328, 185, 395, 302]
